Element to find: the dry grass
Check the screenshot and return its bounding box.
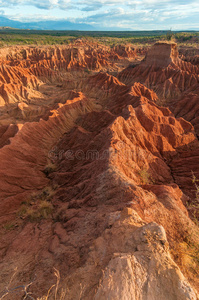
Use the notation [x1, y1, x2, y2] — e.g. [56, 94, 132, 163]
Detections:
[168, 172, 199, 290]
[21, 201, 53, 221]
[171, 238, 199, 279]
[156, 97, 167, 107]
[191, 171, 199, 208]
[186, 171, 199, 226]
[37, 269, 66, 300]
[0, 268, 66, 300]
[18, 186, 55, 222]
[138, 168, 152, 184]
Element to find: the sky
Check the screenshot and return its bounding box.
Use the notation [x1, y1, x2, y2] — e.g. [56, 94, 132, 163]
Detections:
[0, 0, 199, 30]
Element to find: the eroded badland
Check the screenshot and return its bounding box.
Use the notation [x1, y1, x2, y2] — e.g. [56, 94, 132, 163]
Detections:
[0, 39, 199, 299]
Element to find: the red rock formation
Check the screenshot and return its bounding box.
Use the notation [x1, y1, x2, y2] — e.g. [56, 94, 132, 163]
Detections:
[112, 44, 136, 58]
[0, 93, 96, 220]
[0, 42, 199, 299]
[118, 42, 199, 137]
[0, 64, 40, 105]
[0, 42, 139, 105]
[0, 124, 21, 148]
[119, 42, 199, 96]
[6, 43, 119, 73]
[171, 86, 199, 136]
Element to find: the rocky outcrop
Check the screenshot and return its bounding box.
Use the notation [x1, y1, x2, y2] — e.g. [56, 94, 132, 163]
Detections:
[0, 64, 41, 105]
[142, 42, 180, 67]
[118, 42, 199, 137]
[94, 218, 197, 300]
[112, 44, 136, 58]
[0, 42, 140, 105]
[0, 124, 21, 148]
[0, 93, 96, 221]
[171, 86, 199, 136]
[118, 43, 199, 97]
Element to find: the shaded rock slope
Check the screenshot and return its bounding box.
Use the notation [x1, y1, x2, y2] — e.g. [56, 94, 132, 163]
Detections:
[0, 41, 199, 299]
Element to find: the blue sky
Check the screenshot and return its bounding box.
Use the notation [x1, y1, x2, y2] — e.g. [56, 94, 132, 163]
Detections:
[0, 0, 199, 30]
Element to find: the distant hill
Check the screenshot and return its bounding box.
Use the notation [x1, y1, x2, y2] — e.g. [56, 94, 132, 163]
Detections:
[0, 15, 94, 31]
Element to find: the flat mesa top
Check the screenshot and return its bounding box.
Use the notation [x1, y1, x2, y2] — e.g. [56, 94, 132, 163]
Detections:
[143, 42, 179, 67]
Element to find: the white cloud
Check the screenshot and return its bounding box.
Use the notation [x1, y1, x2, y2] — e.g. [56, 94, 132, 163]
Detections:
[0, 0, 72, 10]
[0, 0, 198, 30]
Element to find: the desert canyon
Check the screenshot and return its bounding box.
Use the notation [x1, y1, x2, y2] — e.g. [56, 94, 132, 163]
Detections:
[0, 40, 199, 299]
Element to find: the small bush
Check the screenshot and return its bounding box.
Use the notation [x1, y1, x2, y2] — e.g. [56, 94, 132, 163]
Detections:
[43, 161, 57, 176]
[84, 68, 91, 74]
[3, 223, 15, 231]
[38, 200, 54, 219]
[156, 97, 167, 107]
[18, 187, 55, 222]
[138, 168, 151, 184]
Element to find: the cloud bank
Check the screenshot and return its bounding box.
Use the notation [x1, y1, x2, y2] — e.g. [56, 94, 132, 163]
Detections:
[0, 0, 198, 30]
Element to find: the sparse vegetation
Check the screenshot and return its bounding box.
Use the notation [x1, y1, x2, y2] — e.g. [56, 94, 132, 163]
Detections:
[186, 171, 199, 226]
[43, 161, 57, 176]
[156, 97, 168, 107]
[0, 268, 66, 300]
[0, 27, 199, 298]
[191, 171, 199, 207]
[2, 223, 15, 231]
[18, 186, 55, 221]
[138, 168, 152, 184]
[84, 68, 91, 74]
[169, 172, 199, 283]
[171, 235, 199, 279]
